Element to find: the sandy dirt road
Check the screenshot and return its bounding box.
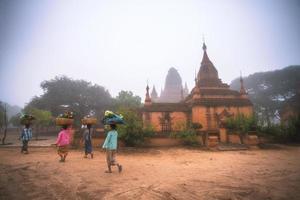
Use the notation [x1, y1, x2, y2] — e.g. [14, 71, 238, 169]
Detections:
[1, 146, 300, 200]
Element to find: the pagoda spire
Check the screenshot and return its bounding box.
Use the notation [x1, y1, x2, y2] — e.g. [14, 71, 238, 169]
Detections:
[197, 42, 220, 87]
[151, 85, 158, 101]
[182, 82, 189, 98]
[145, 82, 152, 105]
[202, 41, 207, 51]
[184, 82, 188, 90]
[240, 72, 247, 95]
[201, 42, 212, 65]
[180, 86, 184, 100]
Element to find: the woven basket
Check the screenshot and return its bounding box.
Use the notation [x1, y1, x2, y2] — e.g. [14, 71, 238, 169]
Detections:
[20, 119, 33, 125]
[56, 118, 74, 125]
[81, 118, 97, 125]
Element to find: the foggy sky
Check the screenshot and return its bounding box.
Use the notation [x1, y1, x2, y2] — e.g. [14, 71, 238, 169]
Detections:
[0, 0, 300, 107]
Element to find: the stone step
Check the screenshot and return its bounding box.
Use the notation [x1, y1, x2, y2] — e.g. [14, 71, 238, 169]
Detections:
[217, 143, 249, 151]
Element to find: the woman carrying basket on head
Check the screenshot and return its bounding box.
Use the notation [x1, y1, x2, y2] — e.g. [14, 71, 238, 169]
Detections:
[55, 112, 74, 162]
[81, 115, 97, 159]
[102, 110, 125, 173]
[19, 114, 35, 154]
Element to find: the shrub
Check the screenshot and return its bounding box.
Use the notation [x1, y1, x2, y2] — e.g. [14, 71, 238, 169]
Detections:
[283, 114, 300, 142]
[173, 121, 187, 131]
[142, 124, 155, 138]
[171, 128, 199, 146]
[259, 114, 300, 143]
[116, 107, 154, 146]
[225, 114, 257, 134]
[170, 121, 201, 146]
[192, 122, 203, 129]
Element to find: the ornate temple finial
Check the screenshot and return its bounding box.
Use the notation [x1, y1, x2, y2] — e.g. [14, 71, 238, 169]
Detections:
[145, 82, 152, 105]
[184, 82, 189, 94]
[146, 79, 149, 93]
[184, 82, 188, 90]
[202, 42, 207, 51]
[240, 71, 247, 95]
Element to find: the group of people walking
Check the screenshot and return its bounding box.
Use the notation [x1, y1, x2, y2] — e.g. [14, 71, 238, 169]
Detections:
[20, 123, 122, 173]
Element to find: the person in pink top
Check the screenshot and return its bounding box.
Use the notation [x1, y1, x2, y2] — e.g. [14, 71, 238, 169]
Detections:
[56, 125, 71, 162]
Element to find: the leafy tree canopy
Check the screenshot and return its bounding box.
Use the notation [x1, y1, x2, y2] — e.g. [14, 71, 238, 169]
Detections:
[9, 113, 22, 127]
[23, 107, 53, 127]
[230, 65, 300, 126]
[113, 90, 141, 109]
[25, 76, 112, 126]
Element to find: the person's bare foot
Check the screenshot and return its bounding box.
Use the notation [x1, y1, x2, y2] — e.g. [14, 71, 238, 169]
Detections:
[105, 170, 112, 173]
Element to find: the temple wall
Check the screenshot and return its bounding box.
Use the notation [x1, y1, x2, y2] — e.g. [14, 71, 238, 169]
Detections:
[201, 95, 239, 98]
[192, 105, 253, 131]
[192, 106, 208, 130]
[146, 112, 162, 131]
[143, 105, 253, 132]
[170, 112, 188, 131]
[237, 106, 253, 116]
[143, 111, 188, 132]
[213, 106, 253, 117]
[77, 136, 204, 148]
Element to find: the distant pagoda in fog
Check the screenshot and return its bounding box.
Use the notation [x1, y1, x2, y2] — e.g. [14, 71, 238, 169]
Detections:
[151, 67, 189, 103]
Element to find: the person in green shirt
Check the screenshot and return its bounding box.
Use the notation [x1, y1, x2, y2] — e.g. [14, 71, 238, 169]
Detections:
[102, 124, 122, 173]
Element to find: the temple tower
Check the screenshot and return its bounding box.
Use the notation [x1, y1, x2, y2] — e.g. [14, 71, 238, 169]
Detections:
[159, 67, 183, 102]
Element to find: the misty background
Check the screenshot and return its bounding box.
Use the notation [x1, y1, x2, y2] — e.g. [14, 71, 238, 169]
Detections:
[0, 0, 300, 108]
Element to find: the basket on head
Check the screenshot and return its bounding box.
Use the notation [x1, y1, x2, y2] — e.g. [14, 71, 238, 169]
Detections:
[81, 117, 97, 125]
[55, 118, 74, 126]
[20, 114, 35, 125]
[56, 112, 74, 126]
[21, 119, 32, 125]
[102, 110, 125, 125]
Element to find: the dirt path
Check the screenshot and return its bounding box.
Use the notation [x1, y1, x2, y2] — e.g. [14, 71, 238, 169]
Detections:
[1, 146, 300, 200]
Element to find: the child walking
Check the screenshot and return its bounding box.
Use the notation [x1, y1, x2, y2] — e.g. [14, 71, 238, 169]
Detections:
[56, 125, 71, 162]
[102, 124, 122, 173]
[20, 124, 32, 154]
[82, 124, 94, 158]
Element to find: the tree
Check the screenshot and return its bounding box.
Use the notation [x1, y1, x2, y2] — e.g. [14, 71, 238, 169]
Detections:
[113, 91, 141, 109]
[230, 65, 300, 126]
[283, 114, 300, 142]
[0, 102, 8, 145]
[25, 76, 112, 126]
[0, 103, 4, 129]
[258, 114, 300, 143]
[23, 107, 53, 140]
[9, 113, 22, 127]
